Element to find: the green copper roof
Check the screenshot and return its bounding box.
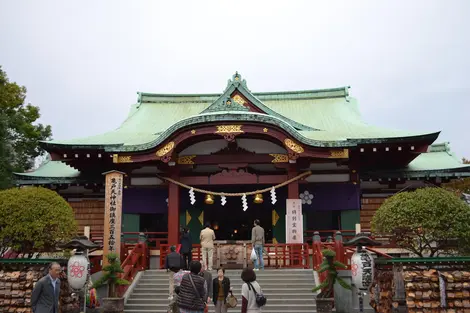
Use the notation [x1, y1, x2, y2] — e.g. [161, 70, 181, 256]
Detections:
[42, 72, 438, 151]
[18, 159, 79, 178]
[363, 142, 470, 178]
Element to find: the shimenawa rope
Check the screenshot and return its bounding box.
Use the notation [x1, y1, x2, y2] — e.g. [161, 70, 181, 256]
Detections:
[156, 170, 312, 197]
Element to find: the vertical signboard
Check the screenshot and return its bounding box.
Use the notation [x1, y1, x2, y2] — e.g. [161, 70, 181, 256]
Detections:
[286, 199, 303, 244]
[103, 171, 124, 266]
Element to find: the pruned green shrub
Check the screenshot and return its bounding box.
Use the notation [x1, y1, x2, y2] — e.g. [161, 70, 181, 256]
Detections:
[371, 187, 470, 257]
[0, 187, 77, 253]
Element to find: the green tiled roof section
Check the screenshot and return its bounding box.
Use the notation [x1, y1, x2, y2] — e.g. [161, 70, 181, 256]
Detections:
[15, 160, 79, 178]
[362, 143, 470, 178]
[43, 86, 437, 149]
[200, 82, 317, 131]
[265, 97, 427, 139]
[47, 101, 209, 146]
[407, 142, 470, 172]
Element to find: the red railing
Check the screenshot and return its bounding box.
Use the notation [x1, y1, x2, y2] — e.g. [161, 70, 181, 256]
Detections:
[160, 244, 202, 269]
[160, 243, 309, 269]
[118, 242, 148, 297]
[264, 243, 310, 268]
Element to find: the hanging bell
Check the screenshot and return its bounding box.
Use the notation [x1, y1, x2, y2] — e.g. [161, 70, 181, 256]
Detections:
[253, 193, 263, 204]
[205, 194, 215, 205]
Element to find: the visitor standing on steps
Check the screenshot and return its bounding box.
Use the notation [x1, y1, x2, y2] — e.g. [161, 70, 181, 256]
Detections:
[200, 222, 216, 271]
[180, 227, 193, 270]
[168, 268, 191, 313]
[200, 265, 213, 305]
[241, 268, 263, 313]
[177, 261, 208, 313]
[251, 219, 265, 271]
[212, 267, 231, 313]
[165, 245, 184, 300]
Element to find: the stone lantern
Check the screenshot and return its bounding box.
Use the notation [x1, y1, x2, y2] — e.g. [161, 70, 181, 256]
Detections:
[344, 232, 381, 313]
[60, 236, 100, 313]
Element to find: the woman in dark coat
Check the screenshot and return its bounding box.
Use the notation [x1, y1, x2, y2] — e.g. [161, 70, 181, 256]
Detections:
[180, 227, 192, 270]
[212, 267, 231, 313]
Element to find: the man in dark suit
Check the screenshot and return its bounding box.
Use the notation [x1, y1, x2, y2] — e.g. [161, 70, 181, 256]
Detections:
[31, 262, 61, 313]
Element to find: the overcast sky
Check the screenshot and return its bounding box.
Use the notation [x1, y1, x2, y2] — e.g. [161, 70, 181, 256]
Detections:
[1, 0, 469, 159]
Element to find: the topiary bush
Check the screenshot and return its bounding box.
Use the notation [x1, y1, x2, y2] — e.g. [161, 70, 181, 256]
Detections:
[0, 187, 77, 253]
[371, 187, 470, 257]
[92, 253, 129, 298]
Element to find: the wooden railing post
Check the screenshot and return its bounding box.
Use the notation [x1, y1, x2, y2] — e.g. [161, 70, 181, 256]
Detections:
[335, 231, 345, 265]
[312, 231, 322, 270]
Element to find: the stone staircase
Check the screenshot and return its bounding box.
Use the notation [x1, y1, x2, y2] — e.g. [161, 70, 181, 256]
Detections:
[125, 269, 316, 313]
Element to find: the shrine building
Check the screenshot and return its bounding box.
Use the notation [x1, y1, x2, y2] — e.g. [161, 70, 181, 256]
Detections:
[15, 72, 470, 251]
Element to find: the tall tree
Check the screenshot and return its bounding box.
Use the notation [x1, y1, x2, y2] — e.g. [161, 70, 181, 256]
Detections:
[0, 66, 52, 189]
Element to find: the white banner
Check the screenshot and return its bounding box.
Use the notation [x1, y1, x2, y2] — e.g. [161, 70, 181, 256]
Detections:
[286, 199, 304, 243]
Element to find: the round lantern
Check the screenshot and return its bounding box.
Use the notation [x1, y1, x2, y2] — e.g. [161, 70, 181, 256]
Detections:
[350, 249, 374, 290]
[67, 254, 89, 290]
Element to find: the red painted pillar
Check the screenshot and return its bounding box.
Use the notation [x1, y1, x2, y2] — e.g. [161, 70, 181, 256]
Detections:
[287, 167, 301, 266]
[168, 177, 180, 246]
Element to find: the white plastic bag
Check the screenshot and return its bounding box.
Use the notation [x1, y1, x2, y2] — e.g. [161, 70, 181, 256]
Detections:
[250, 248, 258, 261]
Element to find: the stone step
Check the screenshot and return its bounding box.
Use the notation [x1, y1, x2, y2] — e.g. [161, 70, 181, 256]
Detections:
[132, 288, 313, 295]
[137, 281, 313, 287]
[145, 269, 312, 273]
[139, 276, 313, 285]
[126, 298, 316, 305]
[125, 306, 317, 313]
[128, 292, 315, 300]
[126, 269, 317, 313]
[125, 303, 315, 310]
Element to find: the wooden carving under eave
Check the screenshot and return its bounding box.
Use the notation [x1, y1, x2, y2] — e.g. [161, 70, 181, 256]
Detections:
[270, 153, 289, 163]
[215, 125, 244, 142]
[177, 155, 196, 165]
[212, 141, 255, 155]
[112, 154, 133, 163]
[329, 149, 349, 159]
[284, 138, 304, 154]
[156, 141, 175, 158]
[210, 168, 257, 185]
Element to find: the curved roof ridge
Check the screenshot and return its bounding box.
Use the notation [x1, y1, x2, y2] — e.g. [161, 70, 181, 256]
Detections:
[138, 86, 349, 103]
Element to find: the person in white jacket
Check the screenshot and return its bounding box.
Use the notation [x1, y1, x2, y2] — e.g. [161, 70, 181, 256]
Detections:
[241, 268, 263, 313]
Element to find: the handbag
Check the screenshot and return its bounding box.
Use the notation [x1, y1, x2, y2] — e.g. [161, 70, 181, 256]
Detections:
[250, 248, 258, 261]
[188, 274, 208, 313]
[225, 291, 238, 308]
[248, 282, 267, 307]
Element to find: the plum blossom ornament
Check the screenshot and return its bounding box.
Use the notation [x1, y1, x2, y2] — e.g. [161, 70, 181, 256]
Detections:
[221, 195, 227, 206]
[299, 190, 314, 205]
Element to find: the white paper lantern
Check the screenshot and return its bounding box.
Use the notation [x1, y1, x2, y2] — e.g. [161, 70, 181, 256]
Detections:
[67, 255, 89, 290]
[350, 249, 374, 290]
